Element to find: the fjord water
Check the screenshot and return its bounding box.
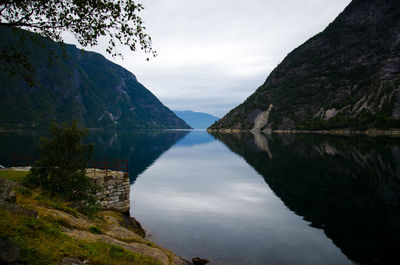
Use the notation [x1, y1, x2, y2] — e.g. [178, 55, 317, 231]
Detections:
[131, 131, 400, 265]
[1, 130, 399, 264]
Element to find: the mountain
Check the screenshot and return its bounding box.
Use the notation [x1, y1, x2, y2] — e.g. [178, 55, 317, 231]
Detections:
[173, 110, 219, 129]
[0, 27, 190, 129]
[210, 0, 400, 131]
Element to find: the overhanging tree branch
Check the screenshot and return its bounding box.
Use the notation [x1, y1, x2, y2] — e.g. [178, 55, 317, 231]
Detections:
[0, 0, 156, 59]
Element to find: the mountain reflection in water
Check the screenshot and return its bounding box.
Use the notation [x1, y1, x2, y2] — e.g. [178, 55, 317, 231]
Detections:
[211, 132, 400, 265]
[87, 130, 189, 182]
[0, 129, 189, 183]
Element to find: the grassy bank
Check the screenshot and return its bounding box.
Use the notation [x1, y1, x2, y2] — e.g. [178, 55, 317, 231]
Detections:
[0, 170, 28, 182]
[0, 170, 188, 265]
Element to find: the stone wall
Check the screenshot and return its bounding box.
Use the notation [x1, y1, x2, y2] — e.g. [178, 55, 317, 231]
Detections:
[86, 168, 130, 213]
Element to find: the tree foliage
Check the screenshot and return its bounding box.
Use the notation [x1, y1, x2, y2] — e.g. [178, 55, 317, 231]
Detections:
[0, 0, 155, 59]
[26, 120, 97, 204]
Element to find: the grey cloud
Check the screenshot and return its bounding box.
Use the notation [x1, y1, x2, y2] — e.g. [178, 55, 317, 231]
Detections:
[63, 0, 351, 117]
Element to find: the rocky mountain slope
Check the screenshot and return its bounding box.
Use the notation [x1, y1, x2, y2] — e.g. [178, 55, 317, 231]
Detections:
[0, 27, 190, 129]
[210, 0, 400, 131]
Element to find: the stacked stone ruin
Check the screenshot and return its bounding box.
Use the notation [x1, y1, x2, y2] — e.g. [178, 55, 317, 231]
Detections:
[86, 168, 130, 213]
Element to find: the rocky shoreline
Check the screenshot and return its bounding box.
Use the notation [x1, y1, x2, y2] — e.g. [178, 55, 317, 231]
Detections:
[207, 128, 400, 137]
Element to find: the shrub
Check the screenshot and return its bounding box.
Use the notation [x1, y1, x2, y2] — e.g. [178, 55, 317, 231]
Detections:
[15, 187, 31, 196]
[26, 120, 97, 206]
[89, 226, 102, 235]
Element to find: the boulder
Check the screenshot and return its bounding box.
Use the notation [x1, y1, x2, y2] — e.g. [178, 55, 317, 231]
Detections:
[0, 179, 16, 203]
[0, 238, 21, 264]
[192, 257, 209, 265]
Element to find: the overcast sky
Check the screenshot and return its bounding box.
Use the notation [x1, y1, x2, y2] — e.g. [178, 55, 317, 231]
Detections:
[64, 0, 351, 117]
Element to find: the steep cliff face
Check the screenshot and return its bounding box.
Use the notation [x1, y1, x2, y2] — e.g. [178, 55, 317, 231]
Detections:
[0, 27, 190, 129]
[210, 0, 400, 131]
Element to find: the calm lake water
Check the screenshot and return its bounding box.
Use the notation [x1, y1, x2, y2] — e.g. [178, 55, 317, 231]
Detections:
[1, 129, 400, 265]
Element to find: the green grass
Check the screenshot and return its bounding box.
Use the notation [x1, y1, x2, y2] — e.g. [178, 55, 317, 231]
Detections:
[0, 208, 162, 265]
[14, 187, 32, 196]
[32, 193, 80, 217]
[0, 172, 164, 265]
[0, 170, 28, 182]
[0, 170, 169, 264]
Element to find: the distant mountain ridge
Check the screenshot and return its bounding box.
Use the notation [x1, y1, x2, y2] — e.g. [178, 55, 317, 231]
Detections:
[210, 0, 400, 131]
[0, 26, 190, 129]
[173, 110, 219, 129]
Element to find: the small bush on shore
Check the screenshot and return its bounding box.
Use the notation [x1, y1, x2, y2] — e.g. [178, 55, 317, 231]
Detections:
[25, 120, 98, 211]
[89, 225, 102, 235]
